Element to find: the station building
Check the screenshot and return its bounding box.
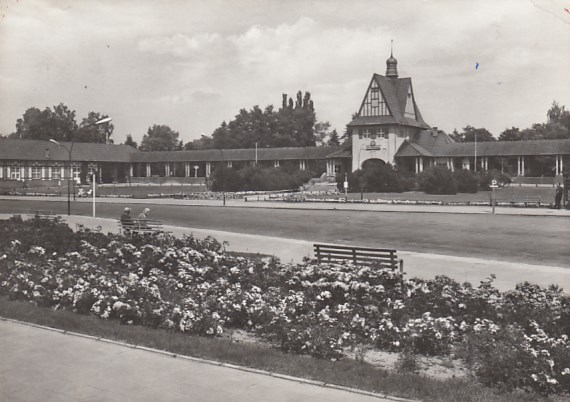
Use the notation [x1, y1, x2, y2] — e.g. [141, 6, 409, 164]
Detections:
[1, 52, 569, 186]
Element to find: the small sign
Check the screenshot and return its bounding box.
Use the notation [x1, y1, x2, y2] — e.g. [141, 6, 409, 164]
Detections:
[343, 181, 348, 189]
[366, 146, 381, 151]
[490, 179, 498, 188]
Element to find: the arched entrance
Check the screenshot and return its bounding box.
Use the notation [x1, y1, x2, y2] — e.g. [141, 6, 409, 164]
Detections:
[361, 158, 386, 171]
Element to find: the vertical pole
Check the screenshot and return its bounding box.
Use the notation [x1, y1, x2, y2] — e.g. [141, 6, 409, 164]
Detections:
[92, 173, 96, 217]
[344, 173, 348, 202]
[255, 142, 258, 166]
[491, 186, 495, 213]
[474, 133, 477, 171]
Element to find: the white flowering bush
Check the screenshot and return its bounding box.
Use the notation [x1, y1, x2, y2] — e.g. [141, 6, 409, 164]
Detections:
[1, 216, 569, 395]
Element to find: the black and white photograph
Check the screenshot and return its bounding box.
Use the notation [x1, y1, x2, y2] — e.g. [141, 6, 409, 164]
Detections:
[1, 0, 569, 400]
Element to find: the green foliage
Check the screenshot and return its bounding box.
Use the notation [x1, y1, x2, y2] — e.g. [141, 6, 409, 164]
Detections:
[453, 169, 479, 193]
[450, 126, 495, 143]
[76, 111, 114, 143]
[498, 102, 570, 141]
[10, 104, 112, 143]
[124, 134, 138, 149]
[210, 165, 314, 192]
[140, 125, 183, 151]
[417, 166, 458, 194]
[210, 91, 318, 149]
[340, 162, 414, 194]
[478, 170, 512, 190]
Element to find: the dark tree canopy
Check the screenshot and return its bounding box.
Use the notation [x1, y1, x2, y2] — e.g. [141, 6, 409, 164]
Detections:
[184, 134, 213, 150]
[124, 134, 138, 149]
[450, 125, 495, 142]
[209, 91, 319, 149]
[140, 125, 182, 152]
[76, 112, 114, 143]
[9, 104, 113, 143]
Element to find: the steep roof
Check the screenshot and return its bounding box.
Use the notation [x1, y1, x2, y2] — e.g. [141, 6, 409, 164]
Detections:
[395, 140, 434, 157]
[347, 74, 429, 129]
[0, 139, 139, 162]
[131, 146, 341, 163]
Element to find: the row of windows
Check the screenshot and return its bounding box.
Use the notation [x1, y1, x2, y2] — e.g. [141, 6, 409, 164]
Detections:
[359, 129, 388, 139]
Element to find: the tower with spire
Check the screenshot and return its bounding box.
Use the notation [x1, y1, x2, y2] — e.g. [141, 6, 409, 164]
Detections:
[346, 45, 430, 172]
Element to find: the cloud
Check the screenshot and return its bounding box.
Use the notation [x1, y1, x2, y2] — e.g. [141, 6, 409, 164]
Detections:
[138, 33, 223, 57]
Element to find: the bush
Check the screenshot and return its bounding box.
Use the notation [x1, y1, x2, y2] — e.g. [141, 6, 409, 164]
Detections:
[338, 163, 414, 193]
[454, 169, 479, 193]
[417, 166, 458, 194]
[478, 170, 512, 190]
[211, 166, 316, 192]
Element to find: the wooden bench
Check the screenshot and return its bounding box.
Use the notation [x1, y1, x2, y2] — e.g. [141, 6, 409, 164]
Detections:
[510, 196, 542, 207]
[314, 243, 404, 272]
[118, 219, 165, 235]
[27, 210, 58, 220]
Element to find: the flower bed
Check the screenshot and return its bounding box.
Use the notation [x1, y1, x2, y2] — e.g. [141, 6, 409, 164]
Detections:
[0, 216, 568, 396]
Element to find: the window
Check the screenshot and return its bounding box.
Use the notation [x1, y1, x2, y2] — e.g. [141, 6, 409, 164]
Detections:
[52, 165, 61, 179]
[363, 129, 371, 138]
[404, 87, 416, 119]
[334, 165, 341, 174]
[32, 166, 42, 179]
[377, 129, 388, 139]
[10, 169, 20, 180]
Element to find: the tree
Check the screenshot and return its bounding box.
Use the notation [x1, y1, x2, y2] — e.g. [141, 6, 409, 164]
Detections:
[139, 125, 183, 151]
[498, 127, 522, 141]
[11, 104, 78, 141]
[10, 104, 114, 143]
[124, 134, 138, 149]
[184, 134, 213, 150]
[210, 91, 318, 149]
[75, 112, 114, 143]
[547, 101, 570, 128]
[328, 129, 341, 146]
[450, 126, 495, 142]
[314, 121, 332, 146]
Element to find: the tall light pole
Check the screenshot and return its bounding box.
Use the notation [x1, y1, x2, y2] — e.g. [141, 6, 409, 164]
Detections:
[50, 117, 112, 216]
[49, 139, 74, 216]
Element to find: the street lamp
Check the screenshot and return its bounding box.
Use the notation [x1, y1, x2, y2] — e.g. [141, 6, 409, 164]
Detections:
[50, 117, 112, 216]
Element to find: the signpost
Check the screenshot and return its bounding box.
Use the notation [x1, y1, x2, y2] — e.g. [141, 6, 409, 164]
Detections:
[490, 178, 498, 214]
[343, 173, 348, 202]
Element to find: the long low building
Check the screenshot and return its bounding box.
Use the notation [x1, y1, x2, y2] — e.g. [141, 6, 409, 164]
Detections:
[1, 51, 568, 186]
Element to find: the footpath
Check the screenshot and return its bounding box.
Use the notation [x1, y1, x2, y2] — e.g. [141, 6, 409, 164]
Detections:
[0, 319, 400, 402]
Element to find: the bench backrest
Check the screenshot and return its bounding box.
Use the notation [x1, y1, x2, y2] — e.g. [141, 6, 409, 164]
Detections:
[314, 243, 400, 270]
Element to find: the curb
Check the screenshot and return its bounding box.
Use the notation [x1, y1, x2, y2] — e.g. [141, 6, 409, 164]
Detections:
[0, 316, 416, 402]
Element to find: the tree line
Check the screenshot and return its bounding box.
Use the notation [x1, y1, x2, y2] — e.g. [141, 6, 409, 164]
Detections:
[449, 101, 570, 142]
[1, 91, 341, 152]
[4, 98, 568, 151]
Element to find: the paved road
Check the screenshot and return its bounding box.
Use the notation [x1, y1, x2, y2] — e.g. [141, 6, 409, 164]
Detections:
[0, 319, 396, 402]
[1, 198, 569, 267]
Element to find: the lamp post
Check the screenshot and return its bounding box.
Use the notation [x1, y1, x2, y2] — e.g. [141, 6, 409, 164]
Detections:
[50, 117, 112, 216]
[49, 139, 74, 216]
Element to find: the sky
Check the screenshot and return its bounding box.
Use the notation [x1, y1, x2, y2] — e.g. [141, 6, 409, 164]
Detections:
[1, 0, 569, 145]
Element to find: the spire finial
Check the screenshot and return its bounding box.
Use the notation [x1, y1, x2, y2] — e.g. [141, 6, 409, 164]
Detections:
[386, 41, 398, 78]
